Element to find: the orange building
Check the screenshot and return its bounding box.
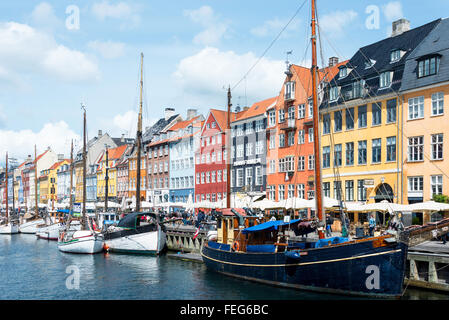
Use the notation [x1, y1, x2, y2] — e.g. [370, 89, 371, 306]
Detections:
[266, 59, 347, 217]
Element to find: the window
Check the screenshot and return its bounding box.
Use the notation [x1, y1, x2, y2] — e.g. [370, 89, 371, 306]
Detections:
[255, 140, 264, 155]
[418, 56, 440, 78]
[268, 186, 276, 200]
[278, 185, 285, 200]
[358, 140, 367, 165]
[357, 180, 366, 201]
[246, 123, 254, 135]
[298, 130, 305, 144]
[196, 173, 200, 185]
[386, 99, 397, 123]
[206, 172, 210, 183]
[334, 144, 342, 167]
[288, 105, 295, 120]
[308, 155, 314, 170]
[372, 138, 381, 163]
[211, 171, 216, 183]
[308, 127, 314, 143]
[255, 119, 264, 132]
[246, 167, 253, 186]
[279, 134, 285, 148]
[329, 86, 339, 101]
[288, 131, 295, 146]
[345, 142, 354, 166]
[269, 136, 275, 149]
[346, 108, 354, 130]
[268, 110, 276, 127]
[432, 92, 444, 116]
[298, 104, 305, 119]
[334, 181, 342, 200]
[308, 100, 313, 118]
[201, 172, 205, 184]
[351, 80, 364, 99]
[279, 156, 295, 172]
[345, 180, 354, 201]
[255, 166, 263, 186]
[236, 125, 244, 136]
[358, 105, 367, 128]
[408, 136, 424, 162]
[285, 81, 295, 100]
[408, 96, 424, 120]
[298, 156, 305, 171]
[323, 146, 331, 168]
[217, 170, 222, 182]
[279, 109, 285, 123]
[386, 136, 396, 162]
[288, 184, 295, 199]
[372, 103, 382, 126]
[297, 184, 305, 199]
[236, 144, 244, 158]
[246, 143, 253, 157]
[323, 114, 330, 134]
[269, 159, 276, 174]
[379, 72, 392, 88]
[431, 175, 443, 197]
[334, 111, 342, 132]
[339, 67, 348, 78]
[236, 169, 243, 187]
[323, 182, 330, 197]
[390, 49, 401, 63]
[431, 133, 443, 160]
[408, 176, 423, 192]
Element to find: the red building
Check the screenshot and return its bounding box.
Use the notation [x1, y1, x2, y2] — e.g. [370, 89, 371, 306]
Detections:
[195, 109, 238, 205]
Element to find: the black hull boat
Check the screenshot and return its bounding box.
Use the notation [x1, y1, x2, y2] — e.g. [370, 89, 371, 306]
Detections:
[202, 236, 408, 298]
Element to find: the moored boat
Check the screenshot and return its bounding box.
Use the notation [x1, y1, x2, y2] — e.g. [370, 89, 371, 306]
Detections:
[0, 152, 19, 235]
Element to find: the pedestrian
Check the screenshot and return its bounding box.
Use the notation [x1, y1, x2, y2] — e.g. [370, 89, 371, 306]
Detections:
[369, 214, 376, 237]
[325, 214, 333, 237]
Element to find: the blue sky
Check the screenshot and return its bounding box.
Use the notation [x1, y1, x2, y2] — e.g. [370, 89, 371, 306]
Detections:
[0, 0, 447, 163]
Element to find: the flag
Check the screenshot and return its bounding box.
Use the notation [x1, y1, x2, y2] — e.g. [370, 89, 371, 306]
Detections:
[193, 227, 200, 240]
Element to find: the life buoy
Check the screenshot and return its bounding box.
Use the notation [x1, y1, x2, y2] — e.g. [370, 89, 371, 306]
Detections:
[232, 241, 240, 252]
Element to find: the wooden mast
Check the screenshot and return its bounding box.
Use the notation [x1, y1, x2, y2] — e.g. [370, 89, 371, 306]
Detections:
[82, 106, 87, 229]
[136, 52, 143, 213]
[226, 86, 232, 208]
[69, 140, 73, 213]
[104, 145, 109, 212]
[311, 0, 325, 239]
[34, 145, 38, 216]
[5, 152, 8, 223]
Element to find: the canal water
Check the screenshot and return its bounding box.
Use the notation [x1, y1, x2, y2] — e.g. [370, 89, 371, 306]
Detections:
[0, 234, 447, 300]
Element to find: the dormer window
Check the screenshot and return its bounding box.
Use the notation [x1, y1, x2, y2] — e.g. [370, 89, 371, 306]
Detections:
[339, 67, 349, 78]
[284, 81, 295, 101]
[329, 86, 339, 101]
[365, 59, 376, 69]
[379, 71, 393, 88]
[390, 50, 403, 63]
[417, 54, 441, 78]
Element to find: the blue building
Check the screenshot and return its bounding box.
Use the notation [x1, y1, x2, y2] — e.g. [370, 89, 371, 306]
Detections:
[167, 114, 203, 211]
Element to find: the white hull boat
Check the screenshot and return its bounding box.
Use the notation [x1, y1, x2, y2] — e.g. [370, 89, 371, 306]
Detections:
[36, 223, 62, 240]
[19, 218, 45, 234]
[58, 230, 104, 254]
[103, 212, 166, 255]
[0, 223, 19, 234]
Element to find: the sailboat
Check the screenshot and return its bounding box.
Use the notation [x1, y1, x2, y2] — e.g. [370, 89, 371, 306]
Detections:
[103, 53, 166, 255]
[0, 152, 19, 234]
[19, 145, 45, 234]
[57, 106, 104, 254]
[201, 0, 408, 298]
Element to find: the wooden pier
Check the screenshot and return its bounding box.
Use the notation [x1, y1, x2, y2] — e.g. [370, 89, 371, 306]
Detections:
[405, 241, 449, 292]
[165, 223, 207, 253]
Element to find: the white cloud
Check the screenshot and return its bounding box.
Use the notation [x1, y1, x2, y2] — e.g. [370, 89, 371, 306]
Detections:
[250, 17, 300, 38]
[108, 110, 157, 138]
[184, 6, 230, 46]
[0, 121, 81, 162]
[30, 2, 61, 31]
[91, 0, 141, 29]
[0, 22, 100, 85]
[383, 1, 403, 22]
[319, 10, 358, 38]
[0, 104, 6, 129]
[173, 47, 284, 102]
[88, 40, 126, 59]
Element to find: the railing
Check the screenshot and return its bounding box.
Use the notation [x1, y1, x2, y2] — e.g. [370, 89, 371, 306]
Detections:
[280, 118, 296, 130]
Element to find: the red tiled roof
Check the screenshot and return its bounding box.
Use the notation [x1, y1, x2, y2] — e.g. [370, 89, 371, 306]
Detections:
[48, 159, 69, 170]
[167, 115, 202, 132]
[233, 96, 278, 121]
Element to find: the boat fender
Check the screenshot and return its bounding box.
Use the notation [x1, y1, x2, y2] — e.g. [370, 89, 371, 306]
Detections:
[232, 241, 240, 252]
[103, 243, 109, 252]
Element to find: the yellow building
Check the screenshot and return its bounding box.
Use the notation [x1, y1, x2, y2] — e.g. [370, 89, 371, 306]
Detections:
[96, 145, 127, 202]
[38, 160, 69, 208]
[39, 170, 49, 204]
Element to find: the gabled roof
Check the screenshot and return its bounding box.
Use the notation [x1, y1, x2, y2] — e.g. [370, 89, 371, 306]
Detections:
[98, 145, 128, 163]
[233, 97, 278, 122]
[205, 109, 240, 133]
[167, 115, 202, 132]
[48, 159, 70, 170]
[33, 150, 49, 164]
[142, 114, 180, 143]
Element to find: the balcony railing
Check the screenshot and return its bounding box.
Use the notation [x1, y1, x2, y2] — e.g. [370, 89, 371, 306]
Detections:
[280, 118, 296, 131]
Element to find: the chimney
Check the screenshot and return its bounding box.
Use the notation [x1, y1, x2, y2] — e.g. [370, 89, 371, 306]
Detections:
[27, 155, 32, 162]
[328, 57, 339, 67]
[186, 108, 197, 120]
[165, 108, 175, 121]
[58, 154, 64, 161]
[121, 134, 125, 142]
[391, 19, 410, 37]
[98, 129, 102, 137]
[243, 106, 249, 111]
